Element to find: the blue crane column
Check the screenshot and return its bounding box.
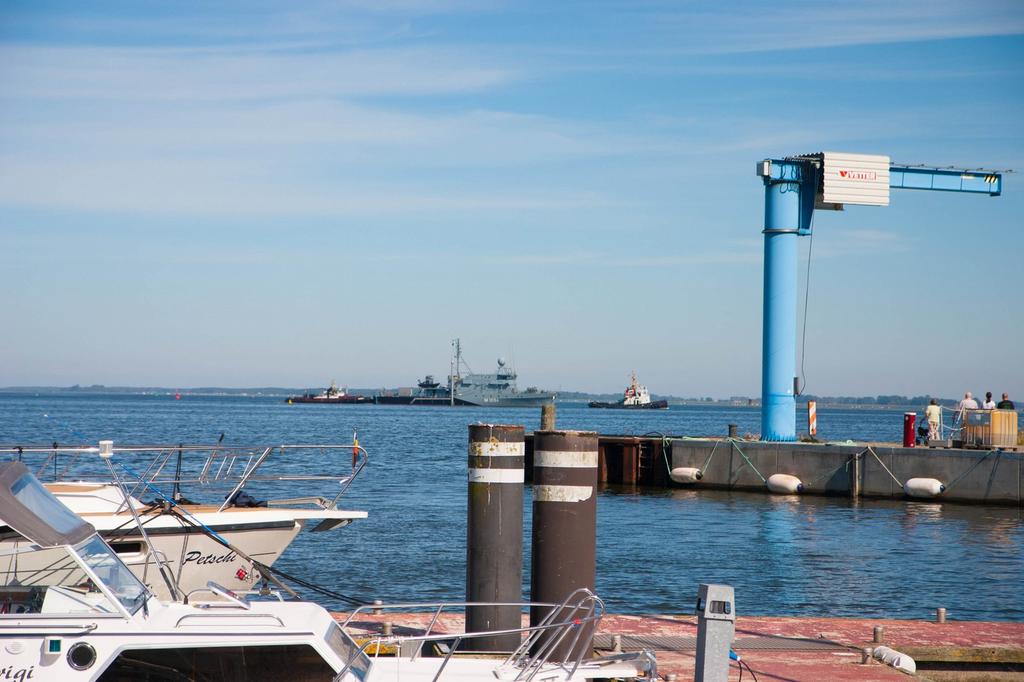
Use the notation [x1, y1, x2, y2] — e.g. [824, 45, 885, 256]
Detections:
[757, 154, 1002, 442]
[760, 160, 808, 441]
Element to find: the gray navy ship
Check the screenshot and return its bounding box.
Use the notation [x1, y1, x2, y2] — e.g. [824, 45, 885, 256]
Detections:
[375, 339, 555, 407]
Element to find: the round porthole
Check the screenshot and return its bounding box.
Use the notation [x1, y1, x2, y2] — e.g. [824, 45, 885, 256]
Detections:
[67, 642, 97, 670]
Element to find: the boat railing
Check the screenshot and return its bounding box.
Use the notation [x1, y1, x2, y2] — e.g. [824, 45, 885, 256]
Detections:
[0, 442, 368, 512]
[337, 588, 605, 682]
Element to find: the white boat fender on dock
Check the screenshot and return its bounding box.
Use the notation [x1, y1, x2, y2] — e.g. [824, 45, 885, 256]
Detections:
[903, 477, 945, 498]
[872, 645, 916, 674]
[669, 467, 703, 483]
[766, 473, 804, 494]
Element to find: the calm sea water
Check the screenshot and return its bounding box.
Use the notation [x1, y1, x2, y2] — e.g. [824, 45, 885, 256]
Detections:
[1, 393, 1021, 621]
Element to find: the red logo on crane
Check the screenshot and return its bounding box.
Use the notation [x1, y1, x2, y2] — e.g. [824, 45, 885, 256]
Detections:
[838, 169, 877, 181]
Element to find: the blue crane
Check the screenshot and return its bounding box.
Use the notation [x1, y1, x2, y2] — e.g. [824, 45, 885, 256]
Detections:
[756, 152, 1005, 441]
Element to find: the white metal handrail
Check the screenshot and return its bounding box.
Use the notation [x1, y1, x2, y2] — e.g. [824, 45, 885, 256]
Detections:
[336, 589, 605, 682]
[0, 442, 368, 512]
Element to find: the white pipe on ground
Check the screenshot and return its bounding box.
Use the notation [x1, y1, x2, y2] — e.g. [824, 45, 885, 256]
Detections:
[872, 646, 916, 674]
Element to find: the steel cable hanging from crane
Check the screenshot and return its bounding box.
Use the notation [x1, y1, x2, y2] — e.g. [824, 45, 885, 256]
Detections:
[797, 216, 815, 396]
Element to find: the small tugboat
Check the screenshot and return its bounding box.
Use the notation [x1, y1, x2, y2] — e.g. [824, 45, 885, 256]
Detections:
[589, 372, 669, 410]
[286, 380, 371, 404]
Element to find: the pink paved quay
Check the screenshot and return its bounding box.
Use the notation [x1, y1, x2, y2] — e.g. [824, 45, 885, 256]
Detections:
[334, 611, 1024, 681]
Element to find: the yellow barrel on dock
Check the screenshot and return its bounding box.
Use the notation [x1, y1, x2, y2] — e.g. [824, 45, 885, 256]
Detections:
[962, 409, 1019, 448]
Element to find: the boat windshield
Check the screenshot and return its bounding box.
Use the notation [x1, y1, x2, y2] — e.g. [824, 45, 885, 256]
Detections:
[72, 535, 149, 615]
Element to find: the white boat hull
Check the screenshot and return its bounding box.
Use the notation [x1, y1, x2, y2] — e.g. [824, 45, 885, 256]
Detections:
[87, 507, 364, 600]
[0, 484, 366, 601]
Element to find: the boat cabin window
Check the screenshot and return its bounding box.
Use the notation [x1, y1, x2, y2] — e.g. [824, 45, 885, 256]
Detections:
[103, 644, 337, 681]
[11, 473, 89, 537]
[110, 541, 144, 555]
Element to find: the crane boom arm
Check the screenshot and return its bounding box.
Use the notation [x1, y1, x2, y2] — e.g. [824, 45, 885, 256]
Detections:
[889, 165, 1002, 196]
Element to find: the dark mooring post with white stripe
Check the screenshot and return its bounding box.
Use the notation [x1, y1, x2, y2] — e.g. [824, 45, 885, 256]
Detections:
[530, 429, 599, 659]
[466, 423, 525, 651]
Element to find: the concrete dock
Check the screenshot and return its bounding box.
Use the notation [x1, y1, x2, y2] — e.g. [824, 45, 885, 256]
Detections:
[524, 435, 1024, 506]
[335, 610, 1024, 680]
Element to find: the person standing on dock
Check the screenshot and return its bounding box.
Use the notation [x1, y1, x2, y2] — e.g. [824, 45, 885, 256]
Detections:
[956, 392, 979, 427]
[925, 399, 942, 441]
[954, 391, 978, 411]
[996, 393, 1016, 410]
[983, 392, 996, 409]
[958, 392, 978, 411]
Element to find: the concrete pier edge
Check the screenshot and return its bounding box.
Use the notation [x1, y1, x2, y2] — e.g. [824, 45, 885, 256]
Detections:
[524, 434, 1024, 506]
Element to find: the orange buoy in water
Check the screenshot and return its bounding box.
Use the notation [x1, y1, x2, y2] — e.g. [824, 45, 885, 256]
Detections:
[175, 393, 181, 400]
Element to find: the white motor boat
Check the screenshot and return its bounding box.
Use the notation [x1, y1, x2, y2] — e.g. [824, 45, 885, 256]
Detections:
[1, 441, 369, 600]
[0, 460, 657, 680]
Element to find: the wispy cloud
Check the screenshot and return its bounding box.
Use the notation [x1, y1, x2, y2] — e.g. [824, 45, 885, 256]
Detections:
[638, 0, 1024, 55]
[0, 156, 613, 216]
[0, 44, 517, 101]
[10, 0, 498, 45]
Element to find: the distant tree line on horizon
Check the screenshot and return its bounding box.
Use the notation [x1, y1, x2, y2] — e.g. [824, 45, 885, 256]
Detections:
[560, 391, 962, 407]
[795, 394, 957, 407]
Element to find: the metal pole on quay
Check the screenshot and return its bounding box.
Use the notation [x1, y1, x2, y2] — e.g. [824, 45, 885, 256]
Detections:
[530, 429, 599, 659]
[466, 423, 525, 651]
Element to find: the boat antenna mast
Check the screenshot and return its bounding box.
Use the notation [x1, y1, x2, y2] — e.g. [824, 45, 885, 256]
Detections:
[449, 338, 461, 406]
[507, 344, 518, 379]
[97, 440, 183, 603]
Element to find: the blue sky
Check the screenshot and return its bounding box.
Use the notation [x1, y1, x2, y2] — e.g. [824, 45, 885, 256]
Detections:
[1, 1, 1022, 398]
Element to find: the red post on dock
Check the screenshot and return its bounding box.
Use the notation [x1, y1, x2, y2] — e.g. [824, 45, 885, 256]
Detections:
[903, 412, 916, 448]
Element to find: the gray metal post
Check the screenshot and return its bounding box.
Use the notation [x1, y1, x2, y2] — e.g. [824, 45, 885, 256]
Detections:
[466, 423, 525, 651]
[695, 584, 736, 682]
[850, 452, 862, 499]
[541, 403, 556, 431]
[530, 430, 598, 659]
[727, 424, 738, 439]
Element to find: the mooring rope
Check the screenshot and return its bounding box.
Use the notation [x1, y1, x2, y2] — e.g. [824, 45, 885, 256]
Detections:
[729, 440, 767, 483]
[120, 465, 367, 606]
[169, 502, 368, 607]
[940, 449, 997, 493]
[863, 446, 902, 486]
[701, 440, 723, 472]
[661, 440, 674, 477]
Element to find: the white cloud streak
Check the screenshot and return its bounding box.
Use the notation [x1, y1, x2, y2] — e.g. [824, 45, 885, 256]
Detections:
[635, 0, 1024, 55]
[0, 156, 612, 216]
[0, 44, 516, 101]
